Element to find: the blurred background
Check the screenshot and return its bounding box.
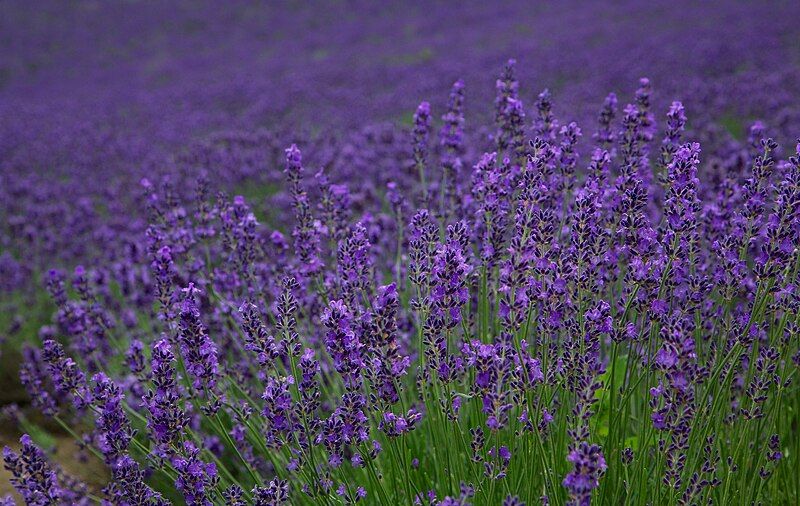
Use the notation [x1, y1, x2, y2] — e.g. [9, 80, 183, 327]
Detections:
[2, 0, 800, 497]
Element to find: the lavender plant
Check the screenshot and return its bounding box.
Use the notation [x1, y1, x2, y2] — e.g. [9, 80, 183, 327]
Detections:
[3, 57, 798, 505]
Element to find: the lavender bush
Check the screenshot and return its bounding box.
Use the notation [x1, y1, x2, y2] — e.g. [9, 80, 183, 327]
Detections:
[2, 2, 799, 505]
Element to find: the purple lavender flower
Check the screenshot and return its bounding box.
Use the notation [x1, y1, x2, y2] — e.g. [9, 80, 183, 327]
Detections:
[151, 244, 176, 315]
[413, 101, 432, 170]
[319, 391, 370, 469]
[534, 89, 559, 142]
[430, 237, 472, 330]
[408, 208, 438, 292]
[239, 301, 278, 367]
[663, 142, 701, 238]
[471, 152, 510, 267]
[177, 283, 219, 390]
[557, 122, 582, 193]
[659, 101, 687, 168]
[337, 222, 372, 307]
[365, 283, 411, 403]
[126, 339, 147, 377]
[172, 440, 219, 506]
[252, 478, 290, 505]
[261, 375, 297, 446]
[19, 345, 59, 416]
[104, 455, 168, 506]
[322, 299, 365, 391]
[283, 144, 323, 277]
[594, 93, 617, 148]
[380, 408, 422, 437]
[3, 435, 63, 505]
[757, 140, 800, 277]
[441, 80, 466, 166]
[91, 372, 135, 463]
[422, 231, 471, 382]
[563, 442, 607, 506]
[143, 339, 188, 449]
[316, 170, 352, 242]
[223, 485, 247, 506]
[298, 347, 321, 417]
[41, 339, 91, 411]
[439, 79, 464, 195]
[495, 59, 520, 153]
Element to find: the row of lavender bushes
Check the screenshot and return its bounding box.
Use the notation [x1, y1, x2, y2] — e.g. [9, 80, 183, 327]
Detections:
[3, 1, 800, 297]
[3, 59, 799, 505]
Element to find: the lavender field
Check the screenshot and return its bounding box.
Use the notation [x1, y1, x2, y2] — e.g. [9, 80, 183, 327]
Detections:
[2, 1, 800, 504]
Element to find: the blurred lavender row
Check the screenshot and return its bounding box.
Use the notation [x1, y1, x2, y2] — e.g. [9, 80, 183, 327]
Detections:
[2, 0, 799, 285]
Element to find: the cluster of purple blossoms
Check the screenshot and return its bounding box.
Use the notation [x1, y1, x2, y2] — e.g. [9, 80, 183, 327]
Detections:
[104, 455, 168, 505]
[423, 230, 471, 382]
[91, 372, 135, 464]
[261, 375, 296, 447]
[143, 339, 188, 450]
[3, 435, 64, 505]
[171, 441, 219, 506]
[283, 145, 323, 279]
[440, 79, 467, 210]
[252, 478, 289, 505]
[380, 409, 422, 438]
[322, 300, 366, 392]
[41, 339, 91, 412]
[44, 267, 113, 372]
[495, 59, 521, 153]
[365, 283, 411, 404]
[177, 283, 219, 391]
[239, 301, 279, 368]
[563, 442, 607, 506]
[337, 222, 373, 308]
[412, 101, 433, 200]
